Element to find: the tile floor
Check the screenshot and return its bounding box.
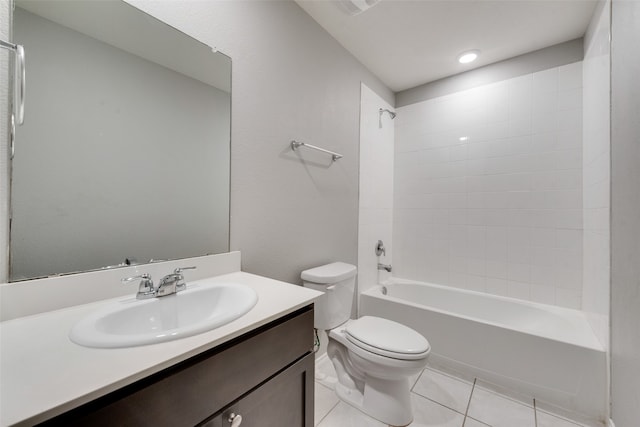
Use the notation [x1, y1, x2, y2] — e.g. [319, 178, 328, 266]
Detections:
[314, 356, 601, 427]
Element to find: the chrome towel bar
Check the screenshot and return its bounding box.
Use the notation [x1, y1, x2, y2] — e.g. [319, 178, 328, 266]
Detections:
[291, 140, 343, 161]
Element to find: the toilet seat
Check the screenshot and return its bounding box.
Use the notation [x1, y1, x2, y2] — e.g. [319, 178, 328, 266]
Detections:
[345, 316, 430, 360]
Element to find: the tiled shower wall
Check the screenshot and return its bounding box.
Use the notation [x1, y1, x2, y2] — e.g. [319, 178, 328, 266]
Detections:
[394, 62, 583, 309]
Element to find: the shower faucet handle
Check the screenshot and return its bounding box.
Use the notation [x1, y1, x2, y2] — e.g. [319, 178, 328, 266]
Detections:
[375, 240, 386, 257]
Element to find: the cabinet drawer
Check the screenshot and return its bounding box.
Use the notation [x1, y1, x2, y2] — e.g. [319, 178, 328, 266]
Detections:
[40, 306, 314, 426]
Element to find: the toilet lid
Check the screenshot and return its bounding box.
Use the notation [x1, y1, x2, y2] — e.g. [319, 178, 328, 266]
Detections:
[345, 316, 430, 360]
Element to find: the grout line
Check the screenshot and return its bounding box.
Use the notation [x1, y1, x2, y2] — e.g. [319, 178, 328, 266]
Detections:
[461, 378, 477, 427]
[411, 391, 467, 417]
[411, 368, 426, 391]
[533, 398, 538, 427]
[472, 380, 535, 409]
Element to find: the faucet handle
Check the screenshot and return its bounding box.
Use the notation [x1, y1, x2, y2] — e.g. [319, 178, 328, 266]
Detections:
[173, 266, 196, 292]
[121, 273, 152, 283]
[121, 273, 155, 299]
[174, 266, 196, 274]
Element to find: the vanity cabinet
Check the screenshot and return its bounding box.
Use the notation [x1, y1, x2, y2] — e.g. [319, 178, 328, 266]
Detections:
[39, 306, 315, 427]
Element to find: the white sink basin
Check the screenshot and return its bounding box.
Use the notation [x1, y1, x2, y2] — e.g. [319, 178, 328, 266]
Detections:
[70, 281, 258, 348]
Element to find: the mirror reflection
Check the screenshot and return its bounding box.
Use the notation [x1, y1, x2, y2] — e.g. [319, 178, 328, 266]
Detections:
[10, 0, 231, 281]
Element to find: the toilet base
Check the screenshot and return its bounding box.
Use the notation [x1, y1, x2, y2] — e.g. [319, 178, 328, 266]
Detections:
[335, 376, 413, 426]
[326, 319, 429, 426]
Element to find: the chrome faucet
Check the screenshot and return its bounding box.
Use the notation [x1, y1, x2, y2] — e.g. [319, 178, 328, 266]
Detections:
[377, 263, 392, 272]
[156, 267, 196, 297]
[122, 266, 196, 299]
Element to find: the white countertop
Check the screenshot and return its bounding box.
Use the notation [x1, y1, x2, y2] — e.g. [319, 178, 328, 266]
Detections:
[0, 271, 321, 426]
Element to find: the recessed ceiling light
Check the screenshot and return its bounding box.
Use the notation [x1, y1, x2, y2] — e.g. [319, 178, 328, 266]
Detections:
[459, 136, 468, 141]
[458, 50, 479, 64]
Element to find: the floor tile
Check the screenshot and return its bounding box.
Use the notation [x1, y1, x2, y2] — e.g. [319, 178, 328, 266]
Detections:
[535, 401, 603, 427]
[412, 368, 473, 414]
[316, 401, 386, 427]
[409, 369, 423, 389]
[315, 382, 339, 426]
[467, 387, 535, 427]
[462, 417, 491, 427]
[316, 355, 336, 376]
[408, 393, 465, 427]
[536, 410, 588, 427]
[474, 379, 534, 407]
[314, 359, 592, 427]
[316, 355, 338, 389]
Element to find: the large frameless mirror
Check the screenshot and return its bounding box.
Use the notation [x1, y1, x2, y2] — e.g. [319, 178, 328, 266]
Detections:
[9, 0, 231, 281]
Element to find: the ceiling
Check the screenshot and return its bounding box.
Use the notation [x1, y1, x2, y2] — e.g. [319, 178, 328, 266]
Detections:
[295, 0, 598, 92]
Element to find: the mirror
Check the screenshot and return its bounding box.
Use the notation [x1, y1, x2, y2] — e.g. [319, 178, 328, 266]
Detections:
[9, 0, 231, 281]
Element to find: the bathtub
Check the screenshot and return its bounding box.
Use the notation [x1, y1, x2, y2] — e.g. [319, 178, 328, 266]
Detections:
[360, 279, 607, 422]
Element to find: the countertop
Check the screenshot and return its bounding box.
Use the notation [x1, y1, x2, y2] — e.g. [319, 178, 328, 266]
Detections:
[0, 271, 321, 426]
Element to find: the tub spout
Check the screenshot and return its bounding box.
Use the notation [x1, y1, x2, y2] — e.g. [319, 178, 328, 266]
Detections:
[377, 263, 392, 272]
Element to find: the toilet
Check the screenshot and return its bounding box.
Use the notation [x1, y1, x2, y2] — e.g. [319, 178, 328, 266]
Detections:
[302, 262, 430, 427]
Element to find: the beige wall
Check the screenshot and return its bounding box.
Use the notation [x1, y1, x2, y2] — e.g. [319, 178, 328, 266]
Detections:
[396, 39, 583, 107]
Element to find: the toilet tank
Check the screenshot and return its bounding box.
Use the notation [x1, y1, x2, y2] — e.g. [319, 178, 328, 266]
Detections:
[301, 262, 356, 330]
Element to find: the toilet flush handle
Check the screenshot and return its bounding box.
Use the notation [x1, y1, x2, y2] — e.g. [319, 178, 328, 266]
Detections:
[326, 285, 336, 291]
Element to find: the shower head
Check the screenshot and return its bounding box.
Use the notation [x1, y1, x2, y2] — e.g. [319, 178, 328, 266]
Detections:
[379, 108, 396, 119]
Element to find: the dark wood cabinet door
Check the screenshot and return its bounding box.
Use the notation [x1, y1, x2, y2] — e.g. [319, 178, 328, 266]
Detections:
[201, 352, 315, 427]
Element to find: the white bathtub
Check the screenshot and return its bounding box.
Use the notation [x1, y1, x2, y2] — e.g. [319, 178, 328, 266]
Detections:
[360, 279, 607, 422]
